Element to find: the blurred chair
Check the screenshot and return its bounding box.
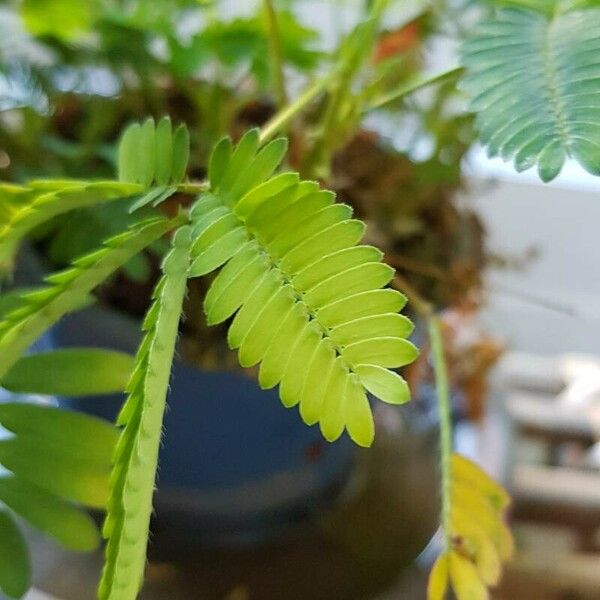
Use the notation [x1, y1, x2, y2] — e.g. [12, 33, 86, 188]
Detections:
[498, 352, 600, 550]
[493, 352, 600, 598]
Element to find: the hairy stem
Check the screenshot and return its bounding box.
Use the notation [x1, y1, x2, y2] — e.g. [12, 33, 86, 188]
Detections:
[262, 0, 288, 108]
[392, 273, 453, 549]
[428, 316, 453, 550]
[99, 225, 192, 599]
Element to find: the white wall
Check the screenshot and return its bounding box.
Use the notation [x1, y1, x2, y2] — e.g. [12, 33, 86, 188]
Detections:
[465, 156, 600, 356]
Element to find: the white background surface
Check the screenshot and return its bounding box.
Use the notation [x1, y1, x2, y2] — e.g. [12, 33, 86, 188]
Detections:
[465, 154, 600, 356]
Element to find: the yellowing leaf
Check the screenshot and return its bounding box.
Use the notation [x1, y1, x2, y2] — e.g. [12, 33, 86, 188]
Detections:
[427, 553, 449, 600]
[452, 454, 510, 510]
[453, 502, 513, 562]
[449, 552, 488, 600]
[453, 520, 502, 587]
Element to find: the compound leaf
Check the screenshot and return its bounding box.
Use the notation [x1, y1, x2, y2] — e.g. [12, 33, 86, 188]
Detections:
[189, 131, 418, 444]
[0, 403, 116, 598]
[0, 181, 142, 275]
[427, 454, 513, 600]
[0, 217, 175, 379]
[461, 4, 600, 181]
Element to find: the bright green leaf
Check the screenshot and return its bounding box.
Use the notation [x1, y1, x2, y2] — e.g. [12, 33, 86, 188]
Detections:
[0, 477, 99, 551]
[355, 364, 410, 405]
[1, 348, 134, 396]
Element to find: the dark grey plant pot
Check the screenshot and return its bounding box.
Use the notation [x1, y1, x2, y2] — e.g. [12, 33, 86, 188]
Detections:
[51, 303, 357, 546]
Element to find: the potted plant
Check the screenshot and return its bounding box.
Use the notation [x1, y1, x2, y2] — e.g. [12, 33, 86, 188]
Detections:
[1, 0, 599, 599]
[3, 0, 481, 550]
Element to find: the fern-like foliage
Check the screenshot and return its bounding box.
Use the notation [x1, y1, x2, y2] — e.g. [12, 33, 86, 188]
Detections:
[0, 118, 192, 275]
[0, 217, 176, 378]
[187, 130, 418, 447]
[118, 117, 192, 212]
[427, 454, 513, 600]
[0, 180, 142, 275]
[0, 403, 118, 599]
[460, 3, 600, 181]
[99, 226, 192, 600]
[118, 117, 189, 187]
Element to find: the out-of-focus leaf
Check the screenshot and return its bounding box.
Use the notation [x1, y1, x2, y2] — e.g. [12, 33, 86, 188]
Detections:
[173, 12, 322, 82]
[1, 348, 134, 396]
[0, 403, 118, 466]
[21, 0, 97, 41]
[0, 509, 30, 599]
[0, 477, 99, 552]
[0, 437, 110, 508]
[461, 4, 600, 181]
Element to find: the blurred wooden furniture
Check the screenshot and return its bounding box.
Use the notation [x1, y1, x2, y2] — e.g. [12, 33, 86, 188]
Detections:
[511, 464, 600, 551]
[506, 392, 596, 465]
[498, 354, 600, 553]
[500, 552, 600, 600]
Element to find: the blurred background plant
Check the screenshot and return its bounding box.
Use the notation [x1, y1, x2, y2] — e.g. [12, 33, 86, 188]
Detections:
[0, 0, 501, 402]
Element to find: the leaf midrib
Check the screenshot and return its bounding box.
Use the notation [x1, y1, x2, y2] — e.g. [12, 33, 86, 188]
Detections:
[541, 14, 572, 154]
[234, 204, 361, 372]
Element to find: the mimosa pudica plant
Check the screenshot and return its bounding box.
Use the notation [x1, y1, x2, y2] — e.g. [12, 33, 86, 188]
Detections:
[1, 1, 600, 599]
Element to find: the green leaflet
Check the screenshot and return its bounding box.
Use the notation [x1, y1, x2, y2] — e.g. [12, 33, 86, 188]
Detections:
[172, 124, 191, 183]
[0, 402, 117, 597]
[154, 117, 173, 186]
[355, 364, 410, 405]
[342, 336, 419, 369]
[189, 131, 418, 447]
[0, 217, 175, 379]
[330, 313, 414, 346]
[460, 5, 600, 181]
[0, 509, 30, 599]
[0, 348, 134, 396]
[118, 117, 190, 187]
[99, 225, 191, 600]
[0, 403, 118, 468]
[0, 437, 111, 507]
[0, 180, 142, 275]
[299, 338, 335, 425]
[0, 477, 99, 551]
[128, 186, 177, 213]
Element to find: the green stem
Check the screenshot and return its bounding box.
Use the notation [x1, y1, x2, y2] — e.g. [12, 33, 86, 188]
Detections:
[367, 66, 464, 111]
[258, 77, 329, 145]
[176, 181, 209, 195]
[428, 315, 453, 550]
[392, 274, 453, 550]
[300, 0, 389, 178]
[262, 0, 288, 108]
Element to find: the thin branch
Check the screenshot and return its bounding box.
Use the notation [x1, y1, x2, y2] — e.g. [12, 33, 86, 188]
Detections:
[386, 252, 448, 280]
[428, 316, 453, 551]
[392, 272, 433, 317]
[367, 66, 464, 111]
[392, 272, 453, 551]
[258, 77, 328, 145]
